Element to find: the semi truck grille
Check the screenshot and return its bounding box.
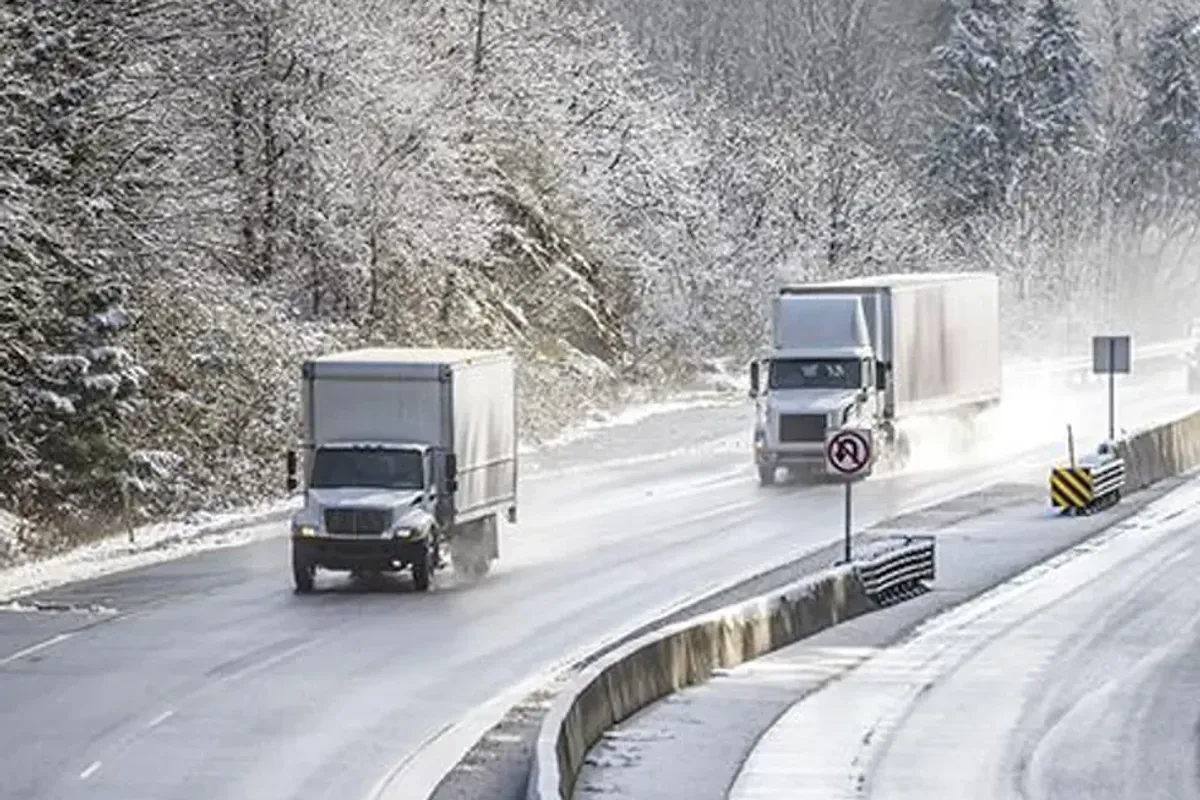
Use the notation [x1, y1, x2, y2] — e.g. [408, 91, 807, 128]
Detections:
[323, 508, 393, 536]
[779, 414, 828, 443]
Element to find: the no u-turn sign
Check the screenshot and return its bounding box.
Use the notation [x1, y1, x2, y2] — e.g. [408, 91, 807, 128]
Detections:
[825, 428, 874, 480]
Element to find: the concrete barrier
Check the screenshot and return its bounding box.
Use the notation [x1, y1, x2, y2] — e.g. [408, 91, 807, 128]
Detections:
[1117, 408, 1200, 491]
[527, 566, 876, 800]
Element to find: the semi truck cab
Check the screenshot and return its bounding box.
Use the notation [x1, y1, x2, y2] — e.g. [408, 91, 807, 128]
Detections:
[750, 347, 888, 484]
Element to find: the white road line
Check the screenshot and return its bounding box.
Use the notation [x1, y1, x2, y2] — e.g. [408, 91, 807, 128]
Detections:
[0, 632, 75, 668]
[79, 761, 102, 781]
[146, 710, 175, 729]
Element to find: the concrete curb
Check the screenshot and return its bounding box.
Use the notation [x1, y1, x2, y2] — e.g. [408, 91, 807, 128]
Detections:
[526, 566, 877, 800]
[1118, 408, 1200, 491]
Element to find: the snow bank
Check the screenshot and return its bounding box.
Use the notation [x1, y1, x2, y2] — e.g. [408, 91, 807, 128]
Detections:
[0, 498, 297, 602]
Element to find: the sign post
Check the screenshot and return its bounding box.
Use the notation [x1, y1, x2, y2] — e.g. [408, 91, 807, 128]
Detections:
[1092, 335, 1131, 441]
[825, 428, 874, 563]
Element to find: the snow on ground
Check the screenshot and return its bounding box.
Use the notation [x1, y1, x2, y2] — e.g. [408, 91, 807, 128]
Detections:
[0, 498, 298, 602]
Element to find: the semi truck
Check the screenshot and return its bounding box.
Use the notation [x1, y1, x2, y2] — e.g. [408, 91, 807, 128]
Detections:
[285, 348, 517, 593]
[749, 272, 1002, 485]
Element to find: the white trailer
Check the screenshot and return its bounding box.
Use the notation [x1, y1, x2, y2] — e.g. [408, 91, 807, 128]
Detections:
[286, 348, 517, 592]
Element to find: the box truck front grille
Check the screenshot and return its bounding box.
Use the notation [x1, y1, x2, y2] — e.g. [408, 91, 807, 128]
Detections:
[779, 414, 827, 443]
[323, 508, 393, 536]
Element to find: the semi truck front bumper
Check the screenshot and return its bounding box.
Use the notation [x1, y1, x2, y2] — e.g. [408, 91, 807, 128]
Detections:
[292, 536, 425, 571]
[757, 446, 826, 467]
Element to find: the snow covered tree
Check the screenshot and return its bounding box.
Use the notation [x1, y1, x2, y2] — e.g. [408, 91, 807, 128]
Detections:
[1023, 0, 1096, 163]
[1132, 11, 1200, 203]
[925, 0, 1028, 221]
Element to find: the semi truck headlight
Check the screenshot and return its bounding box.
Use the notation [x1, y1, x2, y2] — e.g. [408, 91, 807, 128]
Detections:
[393, 527, 415, 539]
[296, 524, 317, 537]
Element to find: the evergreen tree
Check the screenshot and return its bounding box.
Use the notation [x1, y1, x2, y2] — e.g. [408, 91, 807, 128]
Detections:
[1134, 11, 1200, 202]
[925, 0, 1027, 219]
[1023, 0, 1096, 161]
[2, 0, 151, 517]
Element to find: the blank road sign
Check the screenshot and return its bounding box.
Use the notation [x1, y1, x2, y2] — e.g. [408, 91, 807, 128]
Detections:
[1093, 335, 1131, 374]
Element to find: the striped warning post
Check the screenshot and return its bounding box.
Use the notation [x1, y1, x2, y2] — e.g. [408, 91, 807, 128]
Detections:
[1050, 457, 1125, 515]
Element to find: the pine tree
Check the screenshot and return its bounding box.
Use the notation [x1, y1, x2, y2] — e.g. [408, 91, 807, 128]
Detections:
[1023, 0, 1096, 162]
[2, 0, 152, 518]
[925, 0, 1027, 220]
[1134, 11, 1200, 202]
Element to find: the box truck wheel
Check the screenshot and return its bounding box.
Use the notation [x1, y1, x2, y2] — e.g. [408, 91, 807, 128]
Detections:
[411, 543, 433, 592]
[292, 548, 315, 594]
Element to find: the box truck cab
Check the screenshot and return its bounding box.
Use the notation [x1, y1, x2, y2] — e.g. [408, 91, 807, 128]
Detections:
[749, 273, 1001, 486]
[286, 348, 517, 593]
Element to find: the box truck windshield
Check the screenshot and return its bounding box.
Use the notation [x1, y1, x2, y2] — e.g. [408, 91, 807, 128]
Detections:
[770, 358, 863, 390]
[310, 447, 424, 491]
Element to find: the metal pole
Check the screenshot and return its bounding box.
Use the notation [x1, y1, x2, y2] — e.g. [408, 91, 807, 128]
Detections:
[844, 481, 852, 563]
[1068, 424, 1076, 468]
[1108, 340, 1116, 441]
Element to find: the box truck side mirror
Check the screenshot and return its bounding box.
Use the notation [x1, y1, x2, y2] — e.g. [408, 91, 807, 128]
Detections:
[285, 450, 298, 493]
[749, 361, 760, 398]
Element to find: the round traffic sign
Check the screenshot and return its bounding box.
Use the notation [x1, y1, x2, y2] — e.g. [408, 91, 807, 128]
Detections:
[826, 429, 872, 476]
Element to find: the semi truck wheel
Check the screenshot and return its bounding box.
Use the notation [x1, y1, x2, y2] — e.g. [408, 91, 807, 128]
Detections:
[292, 549, 315, 594]
[757, 464, 776, 486]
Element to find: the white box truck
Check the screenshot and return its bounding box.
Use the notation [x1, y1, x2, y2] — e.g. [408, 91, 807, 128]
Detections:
[749, 273, 1002, 484]
[285, 348, 517, 592]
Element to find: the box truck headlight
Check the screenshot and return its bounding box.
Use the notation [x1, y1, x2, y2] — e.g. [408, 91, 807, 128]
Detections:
[392, 527, 415, 539]
[296, 524, 317, 538]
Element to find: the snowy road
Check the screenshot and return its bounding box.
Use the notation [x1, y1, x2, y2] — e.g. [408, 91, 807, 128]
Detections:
[730, 471, 1200, 800]
[0, 368, 1194, 800]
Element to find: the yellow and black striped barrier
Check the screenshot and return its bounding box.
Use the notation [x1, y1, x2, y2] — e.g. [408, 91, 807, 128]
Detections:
[1050, 456, 1125, 515]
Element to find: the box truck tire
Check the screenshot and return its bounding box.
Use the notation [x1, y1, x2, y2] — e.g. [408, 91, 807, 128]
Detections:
[412, 542, 433, 592]
[451, 516, 497, 579]
[292, 546, 316, 594]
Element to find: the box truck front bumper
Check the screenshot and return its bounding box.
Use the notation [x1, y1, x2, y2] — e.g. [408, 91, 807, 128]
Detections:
[292, 536, 425, 571]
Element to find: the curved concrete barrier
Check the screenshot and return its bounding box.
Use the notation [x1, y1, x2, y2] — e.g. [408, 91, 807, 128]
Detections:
[1117, 408, 1200, 491]
[527, 566, 876, 800]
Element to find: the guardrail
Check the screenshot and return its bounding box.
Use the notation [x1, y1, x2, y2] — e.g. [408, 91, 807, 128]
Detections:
[854, 537, 936, 604]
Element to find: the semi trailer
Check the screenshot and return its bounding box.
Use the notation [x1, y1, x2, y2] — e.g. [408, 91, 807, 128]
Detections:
[285, 348, 517, 592]
[749, 272, 1002, 485]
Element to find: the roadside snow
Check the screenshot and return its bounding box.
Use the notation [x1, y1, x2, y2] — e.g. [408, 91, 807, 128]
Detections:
[0, 498, 298, 602]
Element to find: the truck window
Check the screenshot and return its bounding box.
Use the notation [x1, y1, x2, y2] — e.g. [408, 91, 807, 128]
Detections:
[769, 359, 862, 390]
[310, 448, 424, 490]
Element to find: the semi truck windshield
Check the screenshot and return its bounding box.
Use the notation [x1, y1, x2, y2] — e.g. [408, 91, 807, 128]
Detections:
[310, 447, 424, 490]
[769, 358, 862, 390]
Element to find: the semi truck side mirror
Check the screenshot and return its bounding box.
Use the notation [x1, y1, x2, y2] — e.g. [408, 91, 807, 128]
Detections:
[446, 453, 459, 494]
[285, 450, 298, 493]
[875, 361, 889, 390]
[749, 361, 760, 397]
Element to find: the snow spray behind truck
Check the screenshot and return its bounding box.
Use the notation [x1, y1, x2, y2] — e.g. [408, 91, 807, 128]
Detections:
[749, 273, 1002, 485]
[286, 348, 517, 592]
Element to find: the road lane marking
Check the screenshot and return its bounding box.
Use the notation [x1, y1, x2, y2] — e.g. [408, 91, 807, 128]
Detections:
[146, 710, 175, 729]
[0, 632, 75, 667]
[79, 761, 102, 780]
